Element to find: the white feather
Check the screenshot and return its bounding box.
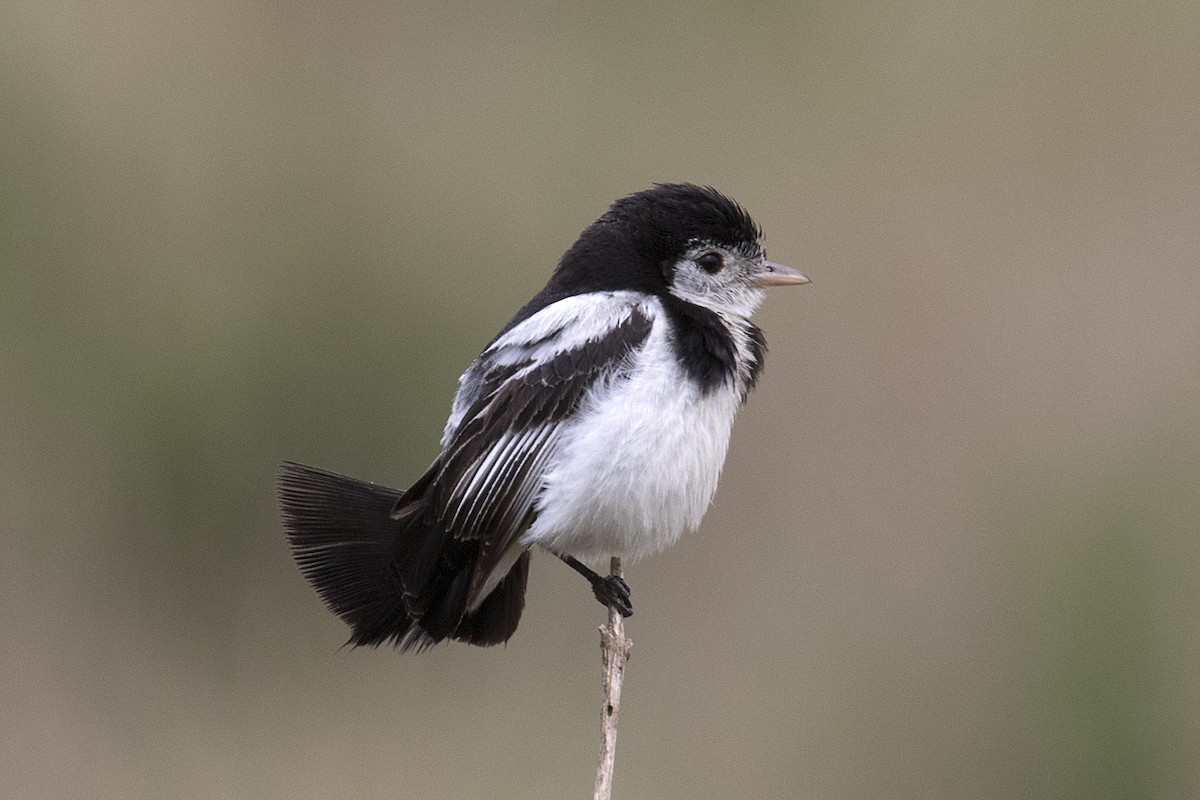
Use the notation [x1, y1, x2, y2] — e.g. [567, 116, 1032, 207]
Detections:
[442, 291, 652, 447]
[521, 297, 745, 562]
[449, 289, 755, 605]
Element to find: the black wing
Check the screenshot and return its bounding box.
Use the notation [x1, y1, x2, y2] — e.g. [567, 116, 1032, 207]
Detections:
[394, 297, 655, 613]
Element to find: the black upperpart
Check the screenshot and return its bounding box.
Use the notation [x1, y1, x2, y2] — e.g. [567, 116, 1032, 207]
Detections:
[501, 184, 763, 335]
[594, 182, 763, 272]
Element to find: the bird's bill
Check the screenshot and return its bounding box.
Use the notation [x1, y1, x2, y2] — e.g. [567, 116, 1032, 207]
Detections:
[753, 260, 811, 287]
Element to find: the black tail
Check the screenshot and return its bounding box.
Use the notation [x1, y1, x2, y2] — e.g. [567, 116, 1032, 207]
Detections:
[278, 461, 528, 651]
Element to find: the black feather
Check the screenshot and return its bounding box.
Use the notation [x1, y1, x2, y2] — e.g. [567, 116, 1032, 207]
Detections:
[451, 551, 530, 646]
[278, 461, 417, 648]
[743, 322, 768, 398]
[498, 183, 762, 336]
[279, 461, 521, 651]
[659, 294, 741, 393]
[428, 308, 652, 585]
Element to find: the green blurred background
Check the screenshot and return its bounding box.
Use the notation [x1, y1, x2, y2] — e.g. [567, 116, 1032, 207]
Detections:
[4, 2, 1199, 798]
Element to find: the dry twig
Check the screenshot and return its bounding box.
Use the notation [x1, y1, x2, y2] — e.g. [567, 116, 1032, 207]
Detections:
[593, 557, 632, 800]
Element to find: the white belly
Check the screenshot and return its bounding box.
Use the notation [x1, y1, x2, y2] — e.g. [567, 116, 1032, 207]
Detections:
[522, 327, 742, 561]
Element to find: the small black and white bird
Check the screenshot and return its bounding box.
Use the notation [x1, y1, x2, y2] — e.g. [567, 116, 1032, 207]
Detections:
[279, 183, 809, 651]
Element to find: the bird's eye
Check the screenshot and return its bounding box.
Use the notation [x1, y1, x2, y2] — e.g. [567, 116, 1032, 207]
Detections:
[696, 252, 724, 274]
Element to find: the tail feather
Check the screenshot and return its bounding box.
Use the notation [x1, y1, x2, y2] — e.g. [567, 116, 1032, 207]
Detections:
[453, 551, 529, 646]
[278, 460, 528, 651]
[279, 461, 418, 648]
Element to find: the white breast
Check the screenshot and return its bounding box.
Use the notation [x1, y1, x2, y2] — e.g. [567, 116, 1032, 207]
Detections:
[522, 304, 743, 561]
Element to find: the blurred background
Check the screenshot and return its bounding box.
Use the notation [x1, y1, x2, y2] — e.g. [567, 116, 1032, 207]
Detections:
[4, 2, 1198, 798]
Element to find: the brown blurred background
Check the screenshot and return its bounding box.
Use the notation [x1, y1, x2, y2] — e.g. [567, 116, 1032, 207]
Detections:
[4, 2, 1199, 798]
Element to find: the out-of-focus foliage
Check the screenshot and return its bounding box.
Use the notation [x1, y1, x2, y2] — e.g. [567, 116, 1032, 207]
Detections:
[3, 2, 1198, 798]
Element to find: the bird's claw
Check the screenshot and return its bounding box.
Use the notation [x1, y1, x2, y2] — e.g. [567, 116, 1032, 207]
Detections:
[591, 574, 633, 617]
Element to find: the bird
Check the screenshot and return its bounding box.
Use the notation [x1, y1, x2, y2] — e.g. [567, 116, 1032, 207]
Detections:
[279, 183, 809, 652]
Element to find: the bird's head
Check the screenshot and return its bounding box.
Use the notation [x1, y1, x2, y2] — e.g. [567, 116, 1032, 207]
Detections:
[554, 183, 808, 317]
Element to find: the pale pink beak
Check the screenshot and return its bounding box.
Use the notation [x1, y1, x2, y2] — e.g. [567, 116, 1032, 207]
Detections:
[752, 260, 811, 287]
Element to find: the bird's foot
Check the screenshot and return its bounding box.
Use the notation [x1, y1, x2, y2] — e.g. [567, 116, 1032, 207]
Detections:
[557, 553, 634, 617]
[590, 573, 633, 617]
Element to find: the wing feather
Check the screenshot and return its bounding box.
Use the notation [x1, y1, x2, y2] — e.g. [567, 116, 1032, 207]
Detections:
[430, 294, 655, 606]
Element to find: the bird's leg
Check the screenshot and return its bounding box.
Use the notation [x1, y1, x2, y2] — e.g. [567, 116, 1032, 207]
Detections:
[558, 553, 633, 617]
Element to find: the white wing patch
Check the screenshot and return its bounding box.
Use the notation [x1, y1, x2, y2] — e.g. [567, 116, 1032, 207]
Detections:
[428, 291, 658, 606]
[442, 291, 656, 446]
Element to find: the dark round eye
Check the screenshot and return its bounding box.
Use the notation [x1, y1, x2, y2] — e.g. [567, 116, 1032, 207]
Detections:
[696, 252, 724, 274]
